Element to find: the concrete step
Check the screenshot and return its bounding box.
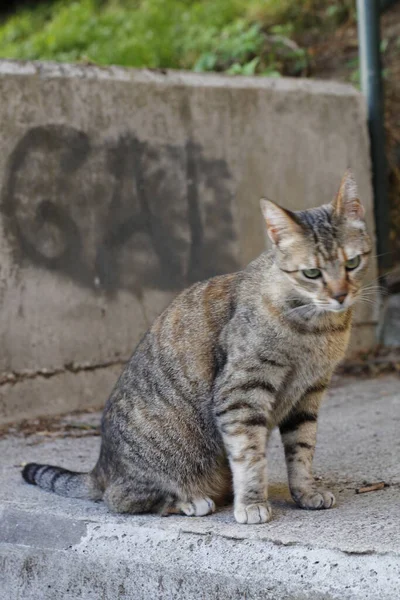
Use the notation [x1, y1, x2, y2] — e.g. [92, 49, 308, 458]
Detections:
[1, 375, 400, 599]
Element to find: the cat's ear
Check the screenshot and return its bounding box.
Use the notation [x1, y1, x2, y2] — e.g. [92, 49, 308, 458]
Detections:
[260, 199, 302, 246]
[332, 169, 365, 221]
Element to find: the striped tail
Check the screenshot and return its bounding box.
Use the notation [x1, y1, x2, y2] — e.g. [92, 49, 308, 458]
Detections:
[22, 463, 102, 500]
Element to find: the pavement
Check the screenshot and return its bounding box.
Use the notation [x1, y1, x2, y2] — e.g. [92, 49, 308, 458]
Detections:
[1, 374, 400, 600]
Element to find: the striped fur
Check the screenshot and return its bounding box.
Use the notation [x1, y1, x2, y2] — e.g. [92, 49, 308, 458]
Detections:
[22, 171, 371, 524]
[22, 463, 101, 500]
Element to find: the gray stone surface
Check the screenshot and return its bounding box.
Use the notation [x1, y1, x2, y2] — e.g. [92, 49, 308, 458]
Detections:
[0, 60, 379, 422]
[1, 375, 399, 599]
[0, 363, 124, 424]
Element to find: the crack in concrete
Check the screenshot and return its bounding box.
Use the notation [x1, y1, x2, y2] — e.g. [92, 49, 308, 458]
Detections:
[0, 358, 129, 386]
[176, 526, 400, 558]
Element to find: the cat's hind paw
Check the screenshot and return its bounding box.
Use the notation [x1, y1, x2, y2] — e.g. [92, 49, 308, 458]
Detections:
[293, 489, 336, 510]
[234, 502, 272, 524]
[178, 497, 216, 517]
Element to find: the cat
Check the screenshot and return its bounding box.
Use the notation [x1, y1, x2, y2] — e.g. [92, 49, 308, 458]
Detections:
[22, 170, 371, 524]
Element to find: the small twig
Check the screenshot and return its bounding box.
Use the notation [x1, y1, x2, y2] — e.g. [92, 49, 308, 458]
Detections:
[356, 482, 386, 494]
[67, 422, 99, 430]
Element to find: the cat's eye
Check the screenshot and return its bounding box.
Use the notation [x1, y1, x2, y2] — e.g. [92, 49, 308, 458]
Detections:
[345, 255, 361, 271]
[302, 268, 322, 279]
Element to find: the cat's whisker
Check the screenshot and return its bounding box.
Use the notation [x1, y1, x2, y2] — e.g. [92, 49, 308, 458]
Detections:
[358, 297, 380, 303]
[358, 290, 384, 298]
[285, 303, 316, 317]
[367, 250, 396, 261]
[360, 288, 384, 293]
[358, 296, 385, 302]
[361, 290, 388, 297]
[357, 293, 380, 299]
[357, 293, 383, 300]
[356, 298, 380, 306]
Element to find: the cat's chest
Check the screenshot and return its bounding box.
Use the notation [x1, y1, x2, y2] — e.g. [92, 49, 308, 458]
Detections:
[287, 329, 349, 370]
[226, 308, 350, 397]
[257, 327, 350, 408]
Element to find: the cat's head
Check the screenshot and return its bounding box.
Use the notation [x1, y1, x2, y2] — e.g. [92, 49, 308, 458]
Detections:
[260, 170, 371, 313]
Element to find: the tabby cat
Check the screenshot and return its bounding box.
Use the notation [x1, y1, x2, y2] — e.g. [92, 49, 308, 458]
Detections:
[22, 170, 371, 524]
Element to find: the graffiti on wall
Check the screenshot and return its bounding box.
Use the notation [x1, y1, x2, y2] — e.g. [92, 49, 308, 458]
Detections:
[1, 125, 238, 295]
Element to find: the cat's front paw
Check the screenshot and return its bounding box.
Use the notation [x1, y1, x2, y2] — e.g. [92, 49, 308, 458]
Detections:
[292, 489, 335, 510]
[234, 502, 272, 524]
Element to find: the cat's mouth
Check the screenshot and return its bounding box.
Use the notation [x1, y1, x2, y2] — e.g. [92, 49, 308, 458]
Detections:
[285, 295, 355, 319]
[316, 297, 355, 313]
[325, 304, 350, 313]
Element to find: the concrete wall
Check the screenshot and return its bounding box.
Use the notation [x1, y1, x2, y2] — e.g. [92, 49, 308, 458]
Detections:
[0, 60, 378, 423]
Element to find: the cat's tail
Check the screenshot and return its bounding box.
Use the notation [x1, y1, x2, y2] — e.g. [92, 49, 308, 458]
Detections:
[21, 463, 102, 500]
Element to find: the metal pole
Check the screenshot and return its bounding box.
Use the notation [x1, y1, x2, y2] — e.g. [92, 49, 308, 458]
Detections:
[357, 0, 390, 271]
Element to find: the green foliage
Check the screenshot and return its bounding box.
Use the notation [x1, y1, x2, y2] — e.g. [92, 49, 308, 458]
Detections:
[190, 21, 264, 73]
[0, 0, 246, 67]
[0, 0, 354, 76]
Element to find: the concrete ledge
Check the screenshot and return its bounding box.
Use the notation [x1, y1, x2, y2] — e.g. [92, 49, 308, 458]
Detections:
[0, 60, 379, 422]
[0, 362, 123, 424]
[0, 59, 362, 95]
[1, 375, 399, 599]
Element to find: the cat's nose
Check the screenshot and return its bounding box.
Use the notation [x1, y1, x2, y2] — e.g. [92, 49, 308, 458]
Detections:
[333, 292, 347, 305]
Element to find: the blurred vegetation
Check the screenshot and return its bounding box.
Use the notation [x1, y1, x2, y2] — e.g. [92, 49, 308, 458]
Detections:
[0, 0, 356, 77]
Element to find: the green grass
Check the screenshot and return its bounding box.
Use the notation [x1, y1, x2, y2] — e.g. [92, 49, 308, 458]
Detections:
[0, 0, 355, 76]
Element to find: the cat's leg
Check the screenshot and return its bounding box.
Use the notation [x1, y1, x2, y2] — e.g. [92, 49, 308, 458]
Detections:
[216, 400, 272, 524]
[103, 479, 168, 514]
[279, 384, 335, 510]
[105, 479, 217, 517]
